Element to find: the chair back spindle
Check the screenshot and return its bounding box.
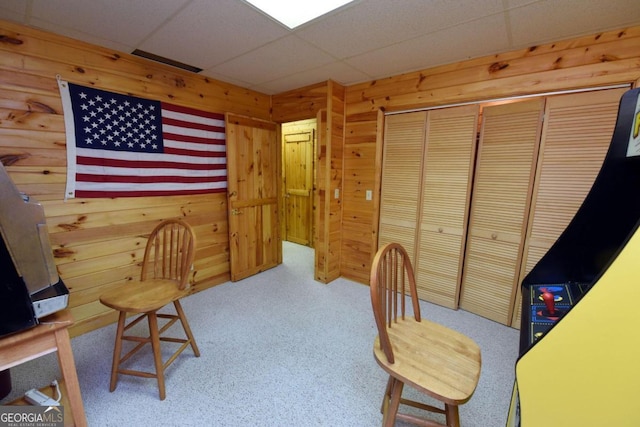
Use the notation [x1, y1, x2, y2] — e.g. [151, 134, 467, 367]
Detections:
[370, 243, 422, 364]
[141, 219, 195, 290]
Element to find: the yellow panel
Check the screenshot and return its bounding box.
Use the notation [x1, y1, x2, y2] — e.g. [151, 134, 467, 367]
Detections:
[516, 226, 640, 426]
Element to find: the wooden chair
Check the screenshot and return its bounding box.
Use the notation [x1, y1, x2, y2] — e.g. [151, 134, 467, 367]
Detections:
[369, 243, 481, 427]
[99, 218, 200, 400]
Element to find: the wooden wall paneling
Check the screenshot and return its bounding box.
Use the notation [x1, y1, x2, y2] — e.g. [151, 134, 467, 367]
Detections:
[0, 20, 270, 119]
[511, 87, 627, 327]
[415, 105, 479, 309]
[324, 81, 345, 282]
[340, 111, 379, 283]
[44, 194, 229, 336]
[377, 111, 427, 263]
[346, 27, 640, 117]
[271, 81, 345, 284]
[271, 82, 328, 123]
[459, 99, 544, 325]
[314, 110, 329, 281]
[341, 26, 640, 287]
[0, 20, 271, 336]
[3, 17, 640, 332]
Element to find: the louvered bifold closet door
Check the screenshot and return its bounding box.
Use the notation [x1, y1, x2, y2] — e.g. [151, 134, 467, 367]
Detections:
[511, 87, 627, 327]
[416, 105, 479, 308]
[459, 99, 544, 325]
[378, 112, 426, 264]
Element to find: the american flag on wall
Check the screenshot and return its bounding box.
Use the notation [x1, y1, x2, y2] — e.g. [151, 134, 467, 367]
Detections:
[58, 80, 226, 198]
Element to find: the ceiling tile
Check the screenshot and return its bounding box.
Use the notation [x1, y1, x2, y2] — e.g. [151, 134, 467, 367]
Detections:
[139, 0, 290, 70]
[0, 1, 27, 21]
[208, 35, 335, 85]
[28, 0, 190, 51]
[252, 61, 372, 94]
[346, 13, 509, 80]
[509, 0, 640, 46]
[296, 0, 504, 59]
[1, 0, 640, 95]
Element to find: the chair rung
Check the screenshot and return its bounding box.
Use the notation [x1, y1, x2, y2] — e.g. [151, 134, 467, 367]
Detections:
[123, 314, 147, 331]
[396, 411, 446, 427]
[118, 368, 157, 379]
[160, 337, 188, 344]
[400, 398, 446, 414]
[158, 318, 179, 335]
[157, 313, 179, 320]
[163, 341, 191, 370]
[122, 335, 151, 343]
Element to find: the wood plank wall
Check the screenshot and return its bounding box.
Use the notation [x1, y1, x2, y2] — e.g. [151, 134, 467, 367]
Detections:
[271, 82, 327, 123]
[0, 19, 271, 337]
[340, 26, 640, 284]
[3, 17, 640, 337]
[323, 81, 345, 282]
[272, 81, 346, 283]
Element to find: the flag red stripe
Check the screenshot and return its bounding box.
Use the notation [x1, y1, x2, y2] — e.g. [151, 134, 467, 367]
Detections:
[77, 156, 226, 170]
[76, 174, 227, 184]
[164, 146, 226, 158]
[163, 132, 225, 145]
[161, 102, 225, 120]
[75, 187, 226, 198]
[162, 116, 225, 132]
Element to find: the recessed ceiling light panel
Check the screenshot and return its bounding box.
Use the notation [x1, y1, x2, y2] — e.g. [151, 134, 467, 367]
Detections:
[245, 0, 354, 29]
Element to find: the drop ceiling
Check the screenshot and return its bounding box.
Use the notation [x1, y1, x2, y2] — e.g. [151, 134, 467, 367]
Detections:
[1, 0, 640, 95]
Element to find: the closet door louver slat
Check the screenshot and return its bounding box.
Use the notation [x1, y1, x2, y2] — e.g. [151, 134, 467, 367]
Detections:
[378, 112, 426, 263]
[512, 87, 626, 327]
[459, 100, 544, 324]
[416, 105, 479, 308]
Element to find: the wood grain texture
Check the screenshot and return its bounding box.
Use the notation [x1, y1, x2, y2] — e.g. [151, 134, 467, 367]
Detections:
[512, 87, 625, 327]
[459, 99, 543, 324]
[3, 17, 640, 333]
[0, 19, 269, 336]
[416, 106, 478, 309]
[341, 26, 640, 286]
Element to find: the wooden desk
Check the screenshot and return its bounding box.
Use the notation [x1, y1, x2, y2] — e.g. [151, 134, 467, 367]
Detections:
[0, 310, 87, 427]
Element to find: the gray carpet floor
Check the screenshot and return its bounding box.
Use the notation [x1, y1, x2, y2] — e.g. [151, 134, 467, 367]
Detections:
[1, 241, 519, 426]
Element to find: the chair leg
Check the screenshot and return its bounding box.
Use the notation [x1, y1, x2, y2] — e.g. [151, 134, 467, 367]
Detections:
[383, 377, 404, 427]
[147, 312, 166, 400]
[173, 300, 200, 357]
[445, 403, 460, 427]
[109, 311, 126, 392]
[381, 375, 393, 414]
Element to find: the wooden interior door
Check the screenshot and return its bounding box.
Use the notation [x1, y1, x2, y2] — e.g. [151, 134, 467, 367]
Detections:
[415, 105, 479, 308]
[459, 99, 544, 324]
[282, 121, 315, 246]
[377, 111, 427, 264]
[225, 114, 281, 281]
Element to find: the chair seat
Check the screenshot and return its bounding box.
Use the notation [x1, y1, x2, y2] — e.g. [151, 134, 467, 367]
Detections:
[373, 317, 481, 405]
[100, 279, 188, 313]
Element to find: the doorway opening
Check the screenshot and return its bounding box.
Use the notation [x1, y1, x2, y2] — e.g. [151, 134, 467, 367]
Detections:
[281, 118, 317, 249]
